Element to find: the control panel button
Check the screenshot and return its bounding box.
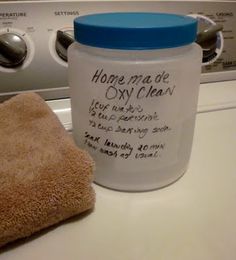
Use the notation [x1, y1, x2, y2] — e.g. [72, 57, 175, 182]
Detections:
[0, 33, 27, 68]
[55, 30, 74, 62]
[190, 14, 224, 65]
[196, 23, 223, 63]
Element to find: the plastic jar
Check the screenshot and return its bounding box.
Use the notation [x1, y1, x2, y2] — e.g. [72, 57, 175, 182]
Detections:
[68, 12, 202, 191]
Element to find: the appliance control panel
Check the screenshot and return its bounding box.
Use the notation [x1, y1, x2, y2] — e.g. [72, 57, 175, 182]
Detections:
[0, 1, 236, 100]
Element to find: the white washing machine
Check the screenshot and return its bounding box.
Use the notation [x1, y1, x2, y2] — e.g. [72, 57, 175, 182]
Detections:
[0, 1, 236, 259]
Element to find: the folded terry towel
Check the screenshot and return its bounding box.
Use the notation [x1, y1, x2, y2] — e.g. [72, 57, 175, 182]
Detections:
[0, 93, 95, 248]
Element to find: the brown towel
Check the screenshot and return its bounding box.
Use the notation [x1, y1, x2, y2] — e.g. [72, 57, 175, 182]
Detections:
[0, 93, 95, 248]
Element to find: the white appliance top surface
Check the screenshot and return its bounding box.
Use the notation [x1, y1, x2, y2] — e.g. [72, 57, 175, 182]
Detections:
[1, 81, 236, 259]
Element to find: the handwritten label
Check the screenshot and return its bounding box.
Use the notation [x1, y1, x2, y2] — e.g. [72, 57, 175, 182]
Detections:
[73, 66, 181, 170]
[91, 69, 175, 106]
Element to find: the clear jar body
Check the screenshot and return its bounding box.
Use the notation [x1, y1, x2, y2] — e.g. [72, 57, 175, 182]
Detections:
[68, 42, 202, 191]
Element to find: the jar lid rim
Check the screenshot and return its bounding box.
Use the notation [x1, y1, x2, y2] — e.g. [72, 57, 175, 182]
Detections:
[73, 12, 197, 50]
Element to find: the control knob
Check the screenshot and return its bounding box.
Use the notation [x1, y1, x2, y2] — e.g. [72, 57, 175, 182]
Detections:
[0, 33, 27, 68]
[55, 30, 74, 62]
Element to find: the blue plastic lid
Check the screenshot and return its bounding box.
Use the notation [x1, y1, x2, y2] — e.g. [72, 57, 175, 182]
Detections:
[74, 12, 197, 50]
